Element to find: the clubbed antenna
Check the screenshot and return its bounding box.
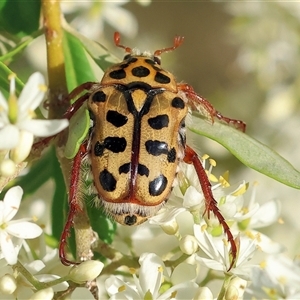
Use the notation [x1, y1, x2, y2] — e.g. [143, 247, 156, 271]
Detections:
[154, 35, 184, 57]
[114, 32, 132, 53]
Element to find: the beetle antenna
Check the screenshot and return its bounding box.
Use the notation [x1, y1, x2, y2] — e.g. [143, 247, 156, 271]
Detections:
[114, 32, 132, 53]
[154, 35, 184, 57]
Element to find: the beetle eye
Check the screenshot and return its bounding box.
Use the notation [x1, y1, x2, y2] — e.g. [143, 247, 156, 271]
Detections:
[154, 56, 161, 65]
[124, 54, 131, 60]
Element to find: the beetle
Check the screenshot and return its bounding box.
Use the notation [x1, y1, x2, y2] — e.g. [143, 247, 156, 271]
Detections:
[59, 32, 246, 269]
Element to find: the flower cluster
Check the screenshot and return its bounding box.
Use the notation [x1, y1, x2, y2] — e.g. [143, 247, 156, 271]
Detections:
[0, 72, 68, 176]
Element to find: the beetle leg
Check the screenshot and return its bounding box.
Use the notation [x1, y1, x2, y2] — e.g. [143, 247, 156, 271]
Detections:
[59, 141, 89, 266]
[183, 144, 236, 271]
[178, 83, 246, 132]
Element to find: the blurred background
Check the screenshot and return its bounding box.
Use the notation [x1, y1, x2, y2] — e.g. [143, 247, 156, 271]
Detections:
[9, 1, 300, 259]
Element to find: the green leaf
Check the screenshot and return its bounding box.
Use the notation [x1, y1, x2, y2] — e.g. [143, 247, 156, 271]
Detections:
[189, 113, 300, 189]
[64, 103, 90, 159]
[0, 62, 24, 97]
[63, 30, 96, 158]
[87, 203, 116, 245]
[0, 37, 34, 63]
[51, 149, 67, 241]
[0, 0, 41, 36]
[63, 30, 97, 91]
[63, 23, 119, 73]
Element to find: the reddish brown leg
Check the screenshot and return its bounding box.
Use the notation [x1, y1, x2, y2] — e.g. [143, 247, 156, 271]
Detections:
[59, 141, 88, 266]
[178, 83, 246, 132]
[184, 145, 236, 271]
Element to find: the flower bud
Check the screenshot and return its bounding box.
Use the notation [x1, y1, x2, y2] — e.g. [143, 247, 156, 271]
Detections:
[29, 287, 54, 300]
[10, 130, 33, 163]
[160, 219, 179, 235]
[193, 287, 213, 300]
[225, 277, 247, 300]
[68, 260, 104, 284]
[0, 274, 17, 295]
[179, 235, 198, 255]
[0, 159, 16, 177]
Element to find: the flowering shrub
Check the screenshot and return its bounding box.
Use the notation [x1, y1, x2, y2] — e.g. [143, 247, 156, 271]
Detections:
[0, 1, 299, 299]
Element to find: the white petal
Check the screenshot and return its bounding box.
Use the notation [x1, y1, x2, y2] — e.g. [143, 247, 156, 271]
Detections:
[139, 253, 165, 296]
[251, 230, 284, 254]
[158, 281, 199, 300]
[6, 221, 42, 239]
[0, 231, 19, 265]
[20, 119, 69, 137]
[0, 125, 19, 149]
[10, 130, 34, 163]
[18, 72, 46, 112]
[250, 199, 281, 228]
[105, 276, 139, 298]
[183, 186, 203, 208]
[171, 263, 197, 285]
[149, 207, 185, 225]
[195, 256, 224, 271]
[193, 224, 222, 261]
[26, 260, 45, 273]
[103, 5, 137, 38]
[3, 186, 23, 222]
[0, 91, 8, 111]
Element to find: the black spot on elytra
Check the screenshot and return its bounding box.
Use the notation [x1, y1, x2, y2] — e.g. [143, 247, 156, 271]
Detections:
[94, 141, 104, 156]
[154, 72, 170, 84]
[138, 164, 149, 176]
[127, 57, 138, 64]
[124, 54, 131, 60]
[145, 140, 168, 156]
[149, 174, 168, 196]
[99, 169, 116, 192]
[106, 110, 128, 127]
[124, 215, 137, 226]
[92, 91, 106, 102]
[144, 59, 161, 71]
[104, 137, 127, 153]
[119, 163, 131, 174]
[132, 66, 150, 77]
[167, 147, 177, 163]
[120, 63, 130, 69]
[171, 97, 185, 109]
[109, 69, 126, 79]
[148, 114, 169, 130]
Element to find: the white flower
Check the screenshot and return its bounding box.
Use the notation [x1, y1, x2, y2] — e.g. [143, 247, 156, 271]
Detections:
[105, 252, 198, 299]
[194, 224, 258, 279]
[246, 254, 300, 299]
[61, 1, 141, 39]
[0, 186, 43, 265]
[0, 72, 69, 163]
[236, 183, 284, 254]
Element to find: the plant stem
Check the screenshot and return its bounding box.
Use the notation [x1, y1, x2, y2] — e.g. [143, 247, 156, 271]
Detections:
[41, 0, 68, 118]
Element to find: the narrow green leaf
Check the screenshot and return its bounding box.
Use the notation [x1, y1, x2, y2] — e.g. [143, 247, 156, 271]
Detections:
[87, 203, 116, 245]
[51, 148, 67, 241]
[0, 62, 24, 96]
[189, 113, 300, 189]
[63, 30, 97, 91]
[0, 37, 34, 63]
[64, 103, 90, 159]
[63, 30, 96, 157]
[63, 23, 119, 73]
